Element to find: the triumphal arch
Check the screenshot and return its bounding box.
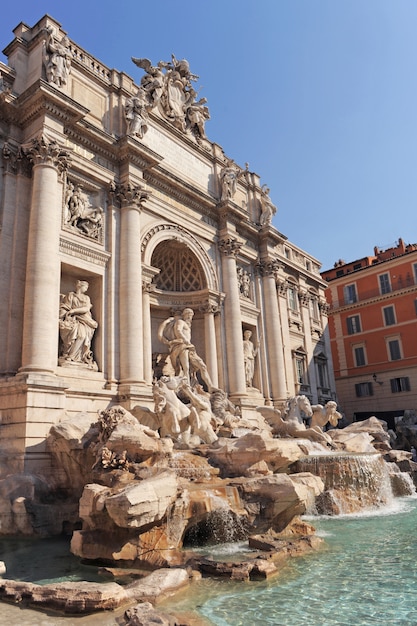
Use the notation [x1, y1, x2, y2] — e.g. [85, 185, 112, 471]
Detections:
[0, 15, 336, 472]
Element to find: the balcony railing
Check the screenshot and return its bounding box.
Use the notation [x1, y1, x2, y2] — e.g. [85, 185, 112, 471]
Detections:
[329, 275, 417, 310]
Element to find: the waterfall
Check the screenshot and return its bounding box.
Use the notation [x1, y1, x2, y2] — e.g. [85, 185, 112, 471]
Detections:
[294, 453, 399, 515]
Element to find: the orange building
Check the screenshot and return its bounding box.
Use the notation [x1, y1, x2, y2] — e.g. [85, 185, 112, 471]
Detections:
[322, 238, 417, 427]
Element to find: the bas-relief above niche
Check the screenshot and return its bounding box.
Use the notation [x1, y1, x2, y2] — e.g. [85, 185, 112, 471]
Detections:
[62, 177, 104, 244]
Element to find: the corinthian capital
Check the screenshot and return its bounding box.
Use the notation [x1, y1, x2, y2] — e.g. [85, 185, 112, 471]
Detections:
[23, 134, 71, 172]
[257, 259, 281, 278]
[218, 237, 242, 257]
[111, 181, 149, 208]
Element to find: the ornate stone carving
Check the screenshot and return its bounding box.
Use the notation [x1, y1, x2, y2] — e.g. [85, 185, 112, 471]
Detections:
[64, 181, 103, 241]
[259, 185, 277, 227]
[58, 280, 98, 370]
[199, 302, 220, 315]
[42, 26, 72, 87]
[131, 55, 209, 142]
[319, 299, 330, 315]
[219, 159, 242, 202]
[218, 237, 242, 257]
[1, 143, 30, 176]
[112, 181, 149, 208]
[257, 259, 281, 278]
[24, 134, 71, 172]
[298, 289, 310, 307]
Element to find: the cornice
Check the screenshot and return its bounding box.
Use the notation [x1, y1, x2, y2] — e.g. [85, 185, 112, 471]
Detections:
[59, 236, 110, 267]
[327, 284, 417, 315]
[144, 167, 215, 215]
[12, 79, 89, 128]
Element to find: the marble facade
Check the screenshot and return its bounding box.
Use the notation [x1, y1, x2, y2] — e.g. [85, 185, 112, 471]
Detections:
[0, 15, 336, 473]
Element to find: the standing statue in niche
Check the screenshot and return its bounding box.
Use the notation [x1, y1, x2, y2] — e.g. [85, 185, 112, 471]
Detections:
[220, 159, 242, 202]
[43, 27, 72, 87]
[59, 280, 98, 370]
[158, 308, 214, 392]
[243, 330, 258, 388]
[241, 270, 251, 298]
[125, 90, 149, 138]
[259, 185, 277, 226]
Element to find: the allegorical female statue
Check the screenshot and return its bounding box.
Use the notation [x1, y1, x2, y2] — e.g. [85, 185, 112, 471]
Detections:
[59, 280, 98, 369]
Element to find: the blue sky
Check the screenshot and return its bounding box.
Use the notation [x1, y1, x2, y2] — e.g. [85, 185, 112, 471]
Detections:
[2, 1, 417, 271]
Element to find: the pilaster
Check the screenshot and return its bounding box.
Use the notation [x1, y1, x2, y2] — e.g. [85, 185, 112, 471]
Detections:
[218, 237, 247, 397]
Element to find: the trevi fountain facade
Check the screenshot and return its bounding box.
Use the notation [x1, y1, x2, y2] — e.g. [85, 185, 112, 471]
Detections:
[0, 14, 416, 626]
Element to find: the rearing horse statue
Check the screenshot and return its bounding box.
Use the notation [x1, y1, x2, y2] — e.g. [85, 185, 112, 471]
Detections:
[257, 394, 335, 447]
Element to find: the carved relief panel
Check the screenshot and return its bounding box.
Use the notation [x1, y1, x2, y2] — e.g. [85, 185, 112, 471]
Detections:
[63, 177, 104, 243]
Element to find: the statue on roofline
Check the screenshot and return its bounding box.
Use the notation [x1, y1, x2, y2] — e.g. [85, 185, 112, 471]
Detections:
[130, 54, 210, 141]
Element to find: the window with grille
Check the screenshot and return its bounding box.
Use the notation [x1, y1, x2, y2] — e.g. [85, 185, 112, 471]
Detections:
[151, 241, 205, 292]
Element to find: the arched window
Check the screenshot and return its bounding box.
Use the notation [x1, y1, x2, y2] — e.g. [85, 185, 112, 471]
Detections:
[151, 240, 206, 292]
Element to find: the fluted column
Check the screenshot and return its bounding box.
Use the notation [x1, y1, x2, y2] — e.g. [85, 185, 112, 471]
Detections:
[218, 238, 246, 395]
[117, 182, 148, 384]
[260, 261, 287, 401]
[20, 135, 71, 374]
[142, 281, 153, 384]
[142, 267, 160, 385]
[201, 302, 219, 389]
[299, 289, 318, 399]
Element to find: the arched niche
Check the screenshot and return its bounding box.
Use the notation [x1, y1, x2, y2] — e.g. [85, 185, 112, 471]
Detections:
[141, 222, 219, 293]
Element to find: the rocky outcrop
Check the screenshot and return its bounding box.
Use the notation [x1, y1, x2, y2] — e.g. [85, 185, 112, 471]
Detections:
[207, 431, 304, 476]
[328, 417, 391, 452]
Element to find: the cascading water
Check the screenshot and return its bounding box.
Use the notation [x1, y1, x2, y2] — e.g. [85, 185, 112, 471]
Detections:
[293, 452, 404, 515]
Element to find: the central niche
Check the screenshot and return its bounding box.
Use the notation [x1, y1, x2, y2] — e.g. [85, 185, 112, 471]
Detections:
[152, 240, 206, 292]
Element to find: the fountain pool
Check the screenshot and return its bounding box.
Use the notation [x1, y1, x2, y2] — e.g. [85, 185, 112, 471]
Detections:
[1, 498, 417, 625]
[166, 496, 417, 626]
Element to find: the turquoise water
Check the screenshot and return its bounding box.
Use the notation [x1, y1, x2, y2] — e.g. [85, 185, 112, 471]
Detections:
[191, 497, 417, 626]
[1, 498, 417, 625]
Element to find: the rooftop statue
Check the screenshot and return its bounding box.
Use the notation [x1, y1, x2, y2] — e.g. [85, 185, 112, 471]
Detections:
[259, 185, 277, 227]
[42, 26, 72, 87]
[131, 54, 209, 141]
[220, 159, 242, 202]
[124, 90, 149, 139]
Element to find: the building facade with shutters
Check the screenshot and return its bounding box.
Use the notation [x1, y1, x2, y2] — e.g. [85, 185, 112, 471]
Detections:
[322, 238, 417, 426]
[0, 15, 336, 473]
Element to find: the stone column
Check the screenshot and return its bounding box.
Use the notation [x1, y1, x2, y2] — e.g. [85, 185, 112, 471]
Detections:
[20, 135, 71, 374]
[299, 289, 318, 400]
[201, 302, 219, 389]
[117, 182, 148, 384]
[260, 261, 287, 401]
[218, 238, 246, 395]
[142, 270, 159, 385]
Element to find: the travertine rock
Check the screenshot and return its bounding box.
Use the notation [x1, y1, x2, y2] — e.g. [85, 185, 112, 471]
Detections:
[105, 471, 178, 529]
[208, 432, 304, 476]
